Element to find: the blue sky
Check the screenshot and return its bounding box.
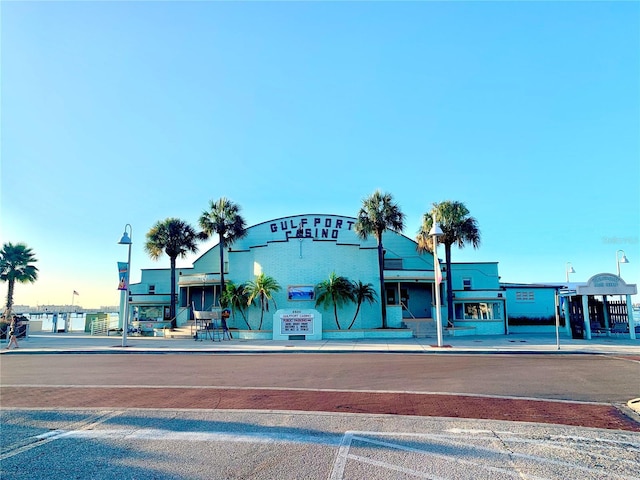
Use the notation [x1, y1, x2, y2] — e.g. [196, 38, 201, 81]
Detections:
[2, 1, 638, 309]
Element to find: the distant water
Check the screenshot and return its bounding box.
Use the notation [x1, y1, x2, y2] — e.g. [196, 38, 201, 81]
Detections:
[23, 313, 119, 332]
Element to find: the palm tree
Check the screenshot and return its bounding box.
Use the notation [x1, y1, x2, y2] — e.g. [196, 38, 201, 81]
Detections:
[347, 280, 378, 330]
[145, 218, 201, 328]
[354, 190, 405, 328]
[245, 273, 281, 330]
[314, 272, 355, 330]
[416, 201, 481, 324]
[221, 281, 251, 330]
[198, 198, 247, 305]
[0, 242, 38, 320]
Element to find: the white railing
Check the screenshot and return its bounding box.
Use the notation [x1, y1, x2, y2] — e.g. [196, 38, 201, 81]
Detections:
[90, 317, 120, 336]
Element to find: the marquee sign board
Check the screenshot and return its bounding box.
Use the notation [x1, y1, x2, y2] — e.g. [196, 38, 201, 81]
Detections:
[273, 309, 322, 340]
[280, 311, 314, 334]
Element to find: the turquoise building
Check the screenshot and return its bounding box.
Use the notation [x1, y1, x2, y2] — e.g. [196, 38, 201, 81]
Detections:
[125, 213, 637, 340]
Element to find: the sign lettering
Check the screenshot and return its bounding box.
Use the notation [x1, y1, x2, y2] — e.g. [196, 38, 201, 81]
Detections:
[270, 216, 355, 241]
[280, 311, 314, 335]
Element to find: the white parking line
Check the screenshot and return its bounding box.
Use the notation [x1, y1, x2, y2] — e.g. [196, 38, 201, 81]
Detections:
[0, 410, 123, 461]
[329, 430, 640, 480]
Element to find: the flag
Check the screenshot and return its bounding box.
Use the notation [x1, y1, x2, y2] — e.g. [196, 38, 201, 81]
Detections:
[117, 262, 129, 290]
[73, 290, 79, 296]
[434, 255, 442, 285]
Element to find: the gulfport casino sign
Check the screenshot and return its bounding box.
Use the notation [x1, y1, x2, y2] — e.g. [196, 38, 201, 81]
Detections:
[269, 216, 356, 241]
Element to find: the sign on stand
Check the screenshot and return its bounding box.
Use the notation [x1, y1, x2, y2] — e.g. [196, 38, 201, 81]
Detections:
[273, 309, 322, 340]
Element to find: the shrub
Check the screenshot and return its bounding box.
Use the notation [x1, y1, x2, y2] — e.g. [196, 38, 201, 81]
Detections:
[508, 315, 563, 326]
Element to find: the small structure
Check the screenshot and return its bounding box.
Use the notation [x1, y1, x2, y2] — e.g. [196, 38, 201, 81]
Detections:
[192, 306, 225, 341]
[559, 273, 637, 340]
[501, 283, 564, 335]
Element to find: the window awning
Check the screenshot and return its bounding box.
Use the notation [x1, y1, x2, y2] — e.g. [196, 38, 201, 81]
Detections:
[179, 274, 221, 286]
[384, 270, 439, 283]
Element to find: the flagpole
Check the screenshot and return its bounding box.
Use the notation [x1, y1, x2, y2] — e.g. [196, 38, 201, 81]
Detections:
[429, 214, 444, 348]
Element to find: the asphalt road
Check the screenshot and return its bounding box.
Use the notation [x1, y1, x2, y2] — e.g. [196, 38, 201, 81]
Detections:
[2, 353, 640, 479]
[2, 353, 639, 402]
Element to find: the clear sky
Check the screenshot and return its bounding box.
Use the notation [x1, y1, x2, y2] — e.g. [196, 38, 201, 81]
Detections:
[1, 1, 638, 309]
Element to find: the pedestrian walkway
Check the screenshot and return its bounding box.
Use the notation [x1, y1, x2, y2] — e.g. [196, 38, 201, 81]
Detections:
[2, 331, 639, 355]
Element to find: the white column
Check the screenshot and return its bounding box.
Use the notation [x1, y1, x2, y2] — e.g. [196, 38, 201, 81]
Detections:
[581, 295, 591, 340]
[554, 291, 560, 350]
[602, 296, 610, 336]
[563, 297, 571, 336]
[627, 294, 636, 340]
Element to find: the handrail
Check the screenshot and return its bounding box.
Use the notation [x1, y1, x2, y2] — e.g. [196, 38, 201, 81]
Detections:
[165, 305, 191, 331]
[399, 301, 417, 319]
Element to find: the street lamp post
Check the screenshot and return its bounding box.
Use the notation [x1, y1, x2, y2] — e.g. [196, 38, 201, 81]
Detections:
[565, 262, 575, 283]
[118, 224, 132, 347]
[69, 291, 75, 332]
[561, 262, 576, 350]
[616, 250, 629, 278]
[429, 214, 444, 348]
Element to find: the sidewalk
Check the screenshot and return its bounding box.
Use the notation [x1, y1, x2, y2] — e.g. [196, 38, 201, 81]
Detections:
[2, 331, 639, 355]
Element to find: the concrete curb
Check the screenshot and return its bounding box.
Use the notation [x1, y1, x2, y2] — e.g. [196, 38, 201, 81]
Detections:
[3, 348, 640, 356]
[628, 398, 640, 414]
[2, 332, 638, 357]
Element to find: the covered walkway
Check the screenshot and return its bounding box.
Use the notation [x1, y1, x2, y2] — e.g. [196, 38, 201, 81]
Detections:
[561, 273, 637, 340]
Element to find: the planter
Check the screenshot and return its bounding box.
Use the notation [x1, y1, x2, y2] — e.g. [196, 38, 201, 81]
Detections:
[235, 330, 272, 340]
[323, 328, 413, 340]
[445, 326, 476, 337]
[508, 325, 558, 335]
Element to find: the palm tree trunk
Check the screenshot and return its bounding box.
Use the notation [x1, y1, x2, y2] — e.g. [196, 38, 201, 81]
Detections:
[6, 278, 15, 314]
[348, 302, 362, 330]
[239, 309, 251, 330]
[170, 257, 177, 329]
[377, 240, 387, 328]
[333, 301, 341, 329]
[259, 295, 265, 330]
[219, 237, 225, 306]
[445, 244, 454, 327]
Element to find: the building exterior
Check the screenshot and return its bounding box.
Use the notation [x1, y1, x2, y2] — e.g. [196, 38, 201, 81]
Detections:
[125, 213, 637, 340]
[129, 214, 449, 336]
[501, 283, 566, 335]
[449, 263, 506, 335]
[501, 275, 639, 340]
[559, 273, 637, 340]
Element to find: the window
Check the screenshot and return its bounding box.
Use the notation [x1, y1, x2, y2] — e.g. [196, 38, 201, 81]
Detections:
[386, 288, 396, 305]
[454, 302, 503, 320]
[287, 285, 315, 301]
[384, 258, 403, 269]
[149, 285, 156, 294]
[515, 291, 535, 301]
[138, 306, 164, 321]
[463, 278, 472, 291]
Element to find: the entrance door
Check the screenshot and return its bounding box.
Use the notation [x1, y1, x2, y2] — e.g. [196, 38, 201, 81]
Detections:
[588, 297, 605, 331]
[568, 297, 584, 339]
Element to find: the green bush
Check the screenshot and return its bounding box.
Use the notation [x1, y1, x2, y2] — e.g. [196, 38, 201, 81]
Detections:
[508, 315, 563, 326]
